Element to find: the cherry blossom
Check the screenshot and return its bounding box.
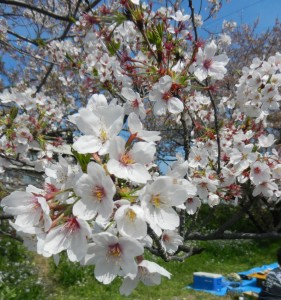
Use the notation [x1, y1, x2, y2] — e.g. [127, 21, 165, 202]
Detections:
[84, 232, 143, 284]
[193, 40, 229, 81]
[43, 217, 91, 262]
[149, 76, 184, 116]
[128, 113, 161, 143]
[73, 162, 116, 220]
[119, 259, 171, 296]
[1, 0, 281, 294]
[1, 190, 51, 232]
[72, 102, 124, 155]
[107, 136, 155, 184]
[121, 88, 146, 120]
[140, 176, 192, 232]
[161, 230, 183, 254]
[114, 202, 147, 239]
[250, 161, 271, 185]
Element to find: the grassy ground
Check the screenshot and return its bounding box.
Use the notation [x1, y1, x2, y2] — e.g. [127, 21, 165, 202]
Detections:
[0, 236, 280, 300]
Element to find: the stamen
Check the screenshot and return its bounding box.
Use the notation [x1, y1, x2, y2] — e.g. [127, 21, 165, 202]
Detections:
[100, 129, 108, 142]
[151, 194, 161, 208]
[120, 153, 135, 165]
[108, 243, 122, 257]
[203, 58, 212, 70]
[126, 208, 136, 221]
[93, 186, 105, 201]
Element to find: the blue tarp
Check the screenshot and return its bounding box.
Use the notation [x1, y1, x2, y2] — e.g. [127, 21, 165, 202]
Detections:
[187, 262, 279, 296]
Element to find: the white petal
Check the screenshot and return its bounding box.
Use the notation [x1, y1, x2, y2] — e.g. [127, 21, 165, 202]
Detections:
[94, 261, 119, 284]
[167, 97, 184, 114]
[120, 277, 139, 296]
[73, 135, 102, 154]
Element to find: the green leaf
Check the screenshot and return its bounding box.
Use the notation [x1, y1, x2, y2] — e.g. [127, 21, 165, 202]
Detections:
[69, 16, 77, 23]
[71, 148, 91, 172]
[33, 38, 46, 47]
[37, 136, 46, 150]
[9, 106, 18, 121]
[107, 40, 121, 55]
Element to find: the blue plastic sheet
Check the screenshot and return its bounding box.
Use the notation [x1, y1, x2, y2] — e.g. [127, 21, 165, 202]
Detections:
[187, 262, 279, 296]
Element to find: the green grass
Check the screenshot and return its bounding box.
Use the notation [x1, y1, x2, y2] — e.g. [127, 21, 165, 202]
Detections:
[30, 241, 280, 300]
[0, 232, 280, 300]
[0, 238, 44, 300]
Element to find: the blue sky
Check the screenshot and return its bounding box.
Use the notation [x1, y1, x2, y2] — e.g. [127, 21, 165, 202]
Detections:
[201, 0, 281, 33]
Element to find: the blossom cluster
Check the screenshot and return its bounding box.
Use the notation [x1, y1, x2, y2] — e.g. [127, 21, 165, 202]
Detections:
[1, 0, 281, 295]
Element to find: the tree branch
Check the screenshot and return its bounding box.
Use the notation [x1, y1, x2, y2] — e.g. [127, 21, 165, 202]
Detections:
[188, 0, 198, 42]
[0, 213, 13, 220]
[7, 29, 40, 46]
[0, 0, 75, 22]
[147, 226, 169, 261]
[35, 0, 82, 94]
[206, 80, 221, 174]
[186, 231, 281, 240]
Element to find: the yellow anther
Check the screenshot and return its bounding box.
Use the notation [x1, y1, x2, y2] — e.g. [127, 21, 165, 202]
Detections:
[108, 244, 122, 257]
[120, 153, 135, 165]
[151, 194, 161, 208]
[93, 186, 105, 201]
[99, 129, 108, 142]
[126, 208, 136, 221]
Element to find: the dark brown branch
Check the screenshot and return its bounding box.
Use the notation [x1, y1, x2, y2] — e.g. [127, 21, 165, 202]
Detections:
[0, 229, 23, 242]
[0, 39, 56, 64]
[7, 29, 40, 46]
[188, 0, 198, 42]
[166, 246, 204, 262]
[84, 0, 103, 13]
[0, 152, 35, 168]
[147, 226, 169, 261]
[206, 80, 221, 174]
[35, 63, 54, 94]
[35, 0, 82, 94]
[145, 232, 204, 262]
[0, 213, 13, 220]
[0, 0, 75, 22]
[185, 231, 281, 240]
[240, 195, 265, 233]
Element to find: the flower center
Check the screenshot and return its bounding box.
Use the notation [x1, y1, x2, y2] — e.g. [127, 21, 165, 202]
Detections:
[162, 91, 171, 102]
[162, 234, 170, 242]
[99, 129, 108, 142]
[120, 153, 135, 165]
[203, 58, 212, 70]
[254, 167, 261, 174]
[151, 194, 161, 208]
[132, 99, 139, 108]
[108, 243, 122, 257]
[64, 217, 80, 232]
[200, 182, 208, 188]
[32, 198, 40, 210]
[139, 266, 149, 276]
[126, 208, 136, 221]
[93, 186, 105, 201]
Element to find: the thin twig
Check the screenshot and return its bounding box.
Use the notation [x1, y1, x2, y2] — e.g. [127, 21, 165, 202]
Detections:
[35, 0, 82, 94]
[0, 39, 58, 65]
[206, 80, 221, 174]
[0, 229, 23, 242]
[0, 0, 74, 22]
[7, 29, 40, 46]
[188, 0, 198, 42]
[185, 231, 281, 240]
[147, 226, 169, 261]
